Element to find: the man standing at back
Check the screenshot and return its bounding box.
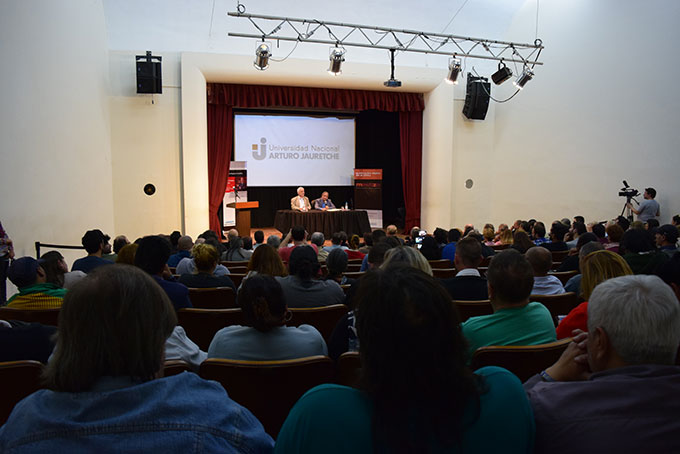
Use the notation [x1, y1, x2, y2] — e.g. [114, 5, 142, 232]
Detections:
[462, 249, 556, 357]
[72, 229, 114, 273]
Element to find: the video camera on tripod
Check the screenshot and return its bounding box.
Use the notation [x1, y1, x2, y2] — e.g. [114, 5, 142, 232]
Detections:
[619, 180, 639, 200]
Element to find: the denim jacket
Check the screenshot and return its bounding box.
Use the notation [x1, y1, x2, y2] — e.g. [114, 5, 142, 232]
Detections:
[0, 372, 274, 453]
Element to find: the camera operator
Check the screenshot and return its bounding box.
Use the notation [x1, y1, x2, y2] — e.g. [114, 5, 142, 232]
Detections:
[627, 187, 660, 222]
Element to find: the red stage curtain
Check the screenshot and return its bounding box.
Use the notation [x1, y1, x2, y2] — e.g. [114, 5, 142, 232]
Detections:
[399, 111, 423, 231]
[206, 83, 424, 233]
[207, 103, 233, 236]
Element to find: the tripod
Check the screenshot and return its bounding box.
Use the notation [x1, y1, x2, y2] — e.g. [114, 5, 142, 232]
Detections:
[620, 196, 637, 224]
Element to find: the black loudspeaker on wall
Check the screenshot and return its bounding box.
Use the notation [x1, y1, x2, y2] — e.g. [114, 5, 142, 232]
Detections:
[462, 73, 490, 120]
[136, 51, 162, 94]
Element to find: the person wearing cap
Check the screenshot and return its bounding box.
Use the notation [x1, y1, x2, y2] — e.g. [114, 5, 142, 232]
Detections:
[656, 224, 679, 258]
[72, 229, 114, 274]
[6, 257, 67, 309]
[626, 187, 660, 223]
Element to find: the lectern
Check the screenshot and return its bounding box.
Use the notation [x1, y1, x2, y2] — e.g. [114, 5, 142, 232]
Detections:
[226, 201, 259, 237]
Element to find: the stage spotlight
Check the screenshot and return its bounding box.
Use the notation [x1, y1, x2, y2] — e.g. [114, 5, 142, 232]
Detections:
[513, 67, 534, 90]
[328, 47, 345, 75]
[254, 42, 271, 70]
[491, 61, 513, 85]
[445, 58, 462, 85]
[383, 49, 402, 87]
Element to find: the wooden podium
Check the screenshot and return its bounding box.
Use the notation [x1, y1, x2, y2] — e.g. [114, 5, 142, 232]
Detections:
[226, 201, 259, 237]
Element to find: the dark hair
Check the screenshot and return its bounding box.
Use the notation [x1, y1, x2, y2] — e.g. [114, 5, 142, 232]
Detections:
[525, 246, 553, 275]
[326, 248, 348, 277]
[656, 252, 680, 288]
[247, 244, 288, 277]
[532, 221, 546, 239]
[448, 228, 462, 243]
[40, 250, 65, 287]
[573, 221, 587, 236]
[254, 230, 264, 243]
[43, 265, 176, 392]
[673, 215, 680, 225]
[621, 228, 655, 254]
[367, 242, 392, 266]
[606, 224, 625, 243]
[355, 267, 481, 452]
[170, 231, 181, 248]
[419, 236, 441, 260]
[134, 236, 172, 275]
[455, 237, 482, 268]
[242, 237, 253, 250]
[550, 222, 569, 242]
[203, 236, 225, 256]
[576, 232, 598, 249]
[486, 249, 534, 304]
[645, 187, 657, 198]
[658, 225, 680, 244]
[646, 219, 660, 229]
[617, 216, 631, 232]
[511, 231, 535, 254]
[363, 232, 373, 247]
[574, 216, 585, 224]
[433, 228, 447, 245]
[224, 237, 244, 261]
[371, 229, 387, 244]
[384, 236, 402, 249]
[113, 236, 129, 254]
[238, 274, 287, 332]
[288, 246, 319, 280]
[331, 231, 344, 245]
[291, 225, 306, 242]
[81, 229, 105, 254]
[520, 221, 531, 233]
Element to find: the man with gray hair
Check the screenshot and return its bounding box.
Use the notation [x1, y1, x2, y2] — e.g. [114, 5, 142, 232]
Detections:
[525, 274, 680, 453]
[290, 187, 311, 212]
[310, 232, 327, 260]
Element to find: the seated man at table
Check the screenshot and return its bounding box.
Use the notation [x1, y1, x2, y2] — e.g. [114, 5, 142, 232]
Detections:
[290, 186, 311, 212]
[314, 191, 336, 210]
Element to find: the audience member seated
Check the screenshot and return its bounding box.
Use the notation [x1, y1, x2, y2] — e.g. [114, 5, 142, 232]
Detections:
[310, 232, 327, 261]
[0, 320, 56, 363]
[115, 243, 139, 265]
[591, 223, 608, 245]
[532, 221, 549, 246]
[276, 266, 535, 453]
[381, 246, 433, 276]
[604, 223, 624, 254]
[525, 247, 565, 295]
[167, 235, 193, 267]
[242, 236, 253, 251]
[135, 236, 192, 312]
[165, 324, 207, 371]
[208, 275, 327, 361]
[71, 229, 114, 273]
[557, 232, 598, 272]
[563, 241, 604, 294]
[418, 235, 441, 260]
[541, 222, 569, 252]
[244, 244, 288, 283]
[252, 230, 265, 250]
[510, 230, 535, 254]
[322, 231, 349, 254]
[358, 232, 372, 254]
[349, 234, 361, 251]
[525, 275, 680, 453]
[0, 265, 273, 452]
[441, 228, 462, 262]
[39, 250, 86, 289]
[556, 250, 633, 339]
[276, 246, 344, 308]
[360, 230, 386, 271]
[432, 227, 448, 248]
[175, 239, 230, 276]
[169, 230, 181, 253]
[6, 257, 67, 309]
[178, 244, 236, 291]
[110, 235, 130, 262]
[325, 248, 354, 286]
[462, 250, 556, 357]
[467, 230, 496, 258]
[482, 225, 496, 246]
[439, 237, 488, 301]
[386, 224, 405, 245]
[621, 228, 669, 274]
[278, 225, 318, 263]
[221, 230, 253, 262]
[656, 224, 679, 258]
[494, 228, 514, 246]
[565, 221, 587, 249]
[266, 234, 281, 250]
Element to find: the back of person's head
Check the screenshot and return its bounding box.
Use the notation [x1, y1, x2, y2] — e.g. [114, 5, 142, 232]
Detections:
[381, 246, 432, 276]
[673, 215, 680, 225]
[486, 249, 534, 304]
[81, 229, 106, 254]
[198, 230, 219, 242]
[455, 237, 482, 268]
[447, 228, 462, 243]
[43, 265, 177, 392]
[8, 257, 42, 288]
[134, 236, 172, 275]
[291, 225, 306, 242]
[576, 232, 598, 249]
[621, 228, 655, 253]
[355, 266, 479, 452]
[499, 229, 514, 244]
[349, 234, 361, 250]
[116, 243, 139, 265]
[591, 223, 606, 239]
[520, 221, 531, 233]
[386, 225, 398, 236]
[362, 232, 373, 247]
[578, 241, 604, 260]
[560, 218, 571, 228]
[616, 216, 631, 232]
[573, 221, 587, 236]
[574, 215, 585, 224]
[605, 223, 625, 243]
[384, 236, 401, 249]
[177, 235, 193, 251]
[588, 274, 680, 366]
[367, 242, 392, 267]
[482, 226, 495, 242]
[242, 237, 253, 250]
[247, 244, 287, 277]
[227, 236, 243, 252]
[645, 187, 657, 198]
[418, 236, 441, 261]
[580, 250, 633, 300]
[169, 231, 181, 249]
[550, 222, 569, 242]
[533, 221, 546, 238]
[646, 219, 660, 230]
[113, 235, 129, 254]
[192, 243, 219, 273]
[331, 231, 344, 245]
[309, 232, 325, 248]
[288, 246, 319, 280]
[512, 230, 534, 253]
[253, 230, 264, 244]
[631, 220, 645, 230]
[266, 234, 281, 249]
[326, 248, 348, 277]
[372, 229, 387, 244]
[39, 251, 66, 287]
[203, 236, 224, 255]
[238, 274, 287, 333]
[433, 228, 447, 245]
[525, 246, 552, 276]
[656, 252, 680, 292]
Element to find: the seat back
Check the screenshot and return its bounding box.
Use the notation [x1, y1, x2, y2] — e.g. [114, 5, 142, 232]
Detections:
[343, 271, 365, 280]
[0, 307, 60, 326]
[432, 268, 457, 279]
[221, 260, 250, 268]
[228, 273, 246, 288]
[345, 263, 362, 272]
[428, 259, 453, 269]
[470, 338, 573, 382]
[0, 360, 45, 425]
[199, 356, 335, 437]
[336, 351, 361, 388]
[548, 270, 579, 286]
[453, 300, 493, 322]
[177, 308, 246, 351]
[550, 250, 570, 262]
[227, 266, 248, 274]
[287, 304, 348, 343]
[530, 292, 580, 326]
[187, 287, 237, 309]
[163, 360, 193, 376]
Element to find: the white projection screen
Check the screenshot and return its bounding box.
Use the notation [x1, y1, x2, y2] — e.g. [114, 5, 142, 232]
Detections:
[234, 114, 356, 186]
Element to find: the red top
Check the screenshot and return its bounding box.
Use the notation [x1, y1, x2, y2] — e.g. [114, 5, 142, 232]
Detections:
[556, 301, 589, 339]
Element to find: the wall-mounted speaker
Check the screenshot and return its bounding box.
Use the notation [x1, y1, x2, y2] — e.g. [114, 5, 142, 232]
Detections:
[462, 74, 490, 120]
[136, 51, 162, 94]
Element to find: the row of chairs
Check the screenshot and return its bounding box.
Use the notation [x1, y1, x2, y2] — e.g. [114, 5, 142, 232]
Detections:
[1, 338, 572, 436]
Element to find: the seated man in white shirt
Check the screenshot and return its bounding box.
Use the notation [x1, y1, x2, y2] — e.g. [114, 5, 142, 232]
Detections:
[290, 187, 311, 212]
[526, 246, 565, 295]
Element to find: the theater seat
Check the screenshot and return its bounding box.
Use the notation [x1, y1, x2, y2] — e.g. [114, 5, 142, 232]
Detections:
[0, 360, 44, 425]
[176, 308, 245, 351]
[287, 304, 348, 343]
[187, 287, 237, 309]
[336, 351, 361, 388]
[163, 360, 193, 377]
[453, 300, 493, 322]
[0, 307, 60, 326]
[530, 292, 580, 326]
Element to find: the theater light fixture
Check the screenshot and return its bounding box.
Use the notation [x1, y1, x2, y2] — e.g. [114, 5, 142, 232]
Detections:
[383, 49, 402, 88]
[253, 42, 271, 70]
[513, 67, 534, 90]
[491, 61, 513, 85]
[445, 58, 462, 85]
[328, 47, 345, 75]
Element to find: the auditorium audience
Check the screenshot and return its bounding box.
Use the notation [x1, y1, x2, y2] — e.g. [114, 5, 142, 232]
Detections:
[525, 275, 680, 454]
[115, 243, 138, 265]
[418, 235, 441, 260]
[72, 229, 114, 273]
[325, 248, 353, 286]
[266, 234, 281, 250]
[656, 252, 680, 300]
[310, 232, 327, 260]
[386, 224, 404, 245]
[39, 250, 86, 289]
[221, 231, 253, 262]
[495, 228, 513, 246]
[439, 237, 488, 301]
[322, 231, 349, 254]
[252, 230, 265, 249]
[244, 244, 288, 281]
[167, 235, 193, 267]
[510, 230, 534, 254]
[656, 224, 679, 257]
[0, 265, 274, 452]
[462, 249, 556, 357]
[110, 235, 130, 261]
[621, 228, 669, 274]
[555, 250, 633, 339]
[482, 225, 496, 246]
[441, 228, 461, 262]
[276, 246, 344, 308]
[604, 222, 624, 254]
[348, 234, 361, 251]
[532, 221, 549, 245]
[565, 221, 587, 249]
[6, 257, 67, 309]
[563, 241, 605, 294]
[175, 238, 230, 276]
[557, 232, 598, 272]
[242, 236, 253, 251]
[0, 319, 56, 363]
[276, 266, 535, 453]
[278, 225, 318, 263]
[359, 229, 387, 271]
[542, 221, 569, 251]
[467, 230, 496, 258]
[526, 247, 565, 295]
[178, 244, 236, 292]
[381, 246, 433, 276]
[208, 275, 327, 361]
[432, 227, 448, 249]
[169, 230, 181, 252]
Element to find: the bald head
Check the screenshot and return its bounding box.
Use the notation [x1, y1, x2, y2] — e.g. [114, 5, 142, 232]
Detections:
[177, 236, 193, 251]
[525, 246, 552, 276]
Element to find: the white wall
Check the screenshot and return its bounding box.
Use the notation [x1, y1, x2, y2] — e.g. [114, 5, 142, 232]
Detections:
[0, 0, 114, 295]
